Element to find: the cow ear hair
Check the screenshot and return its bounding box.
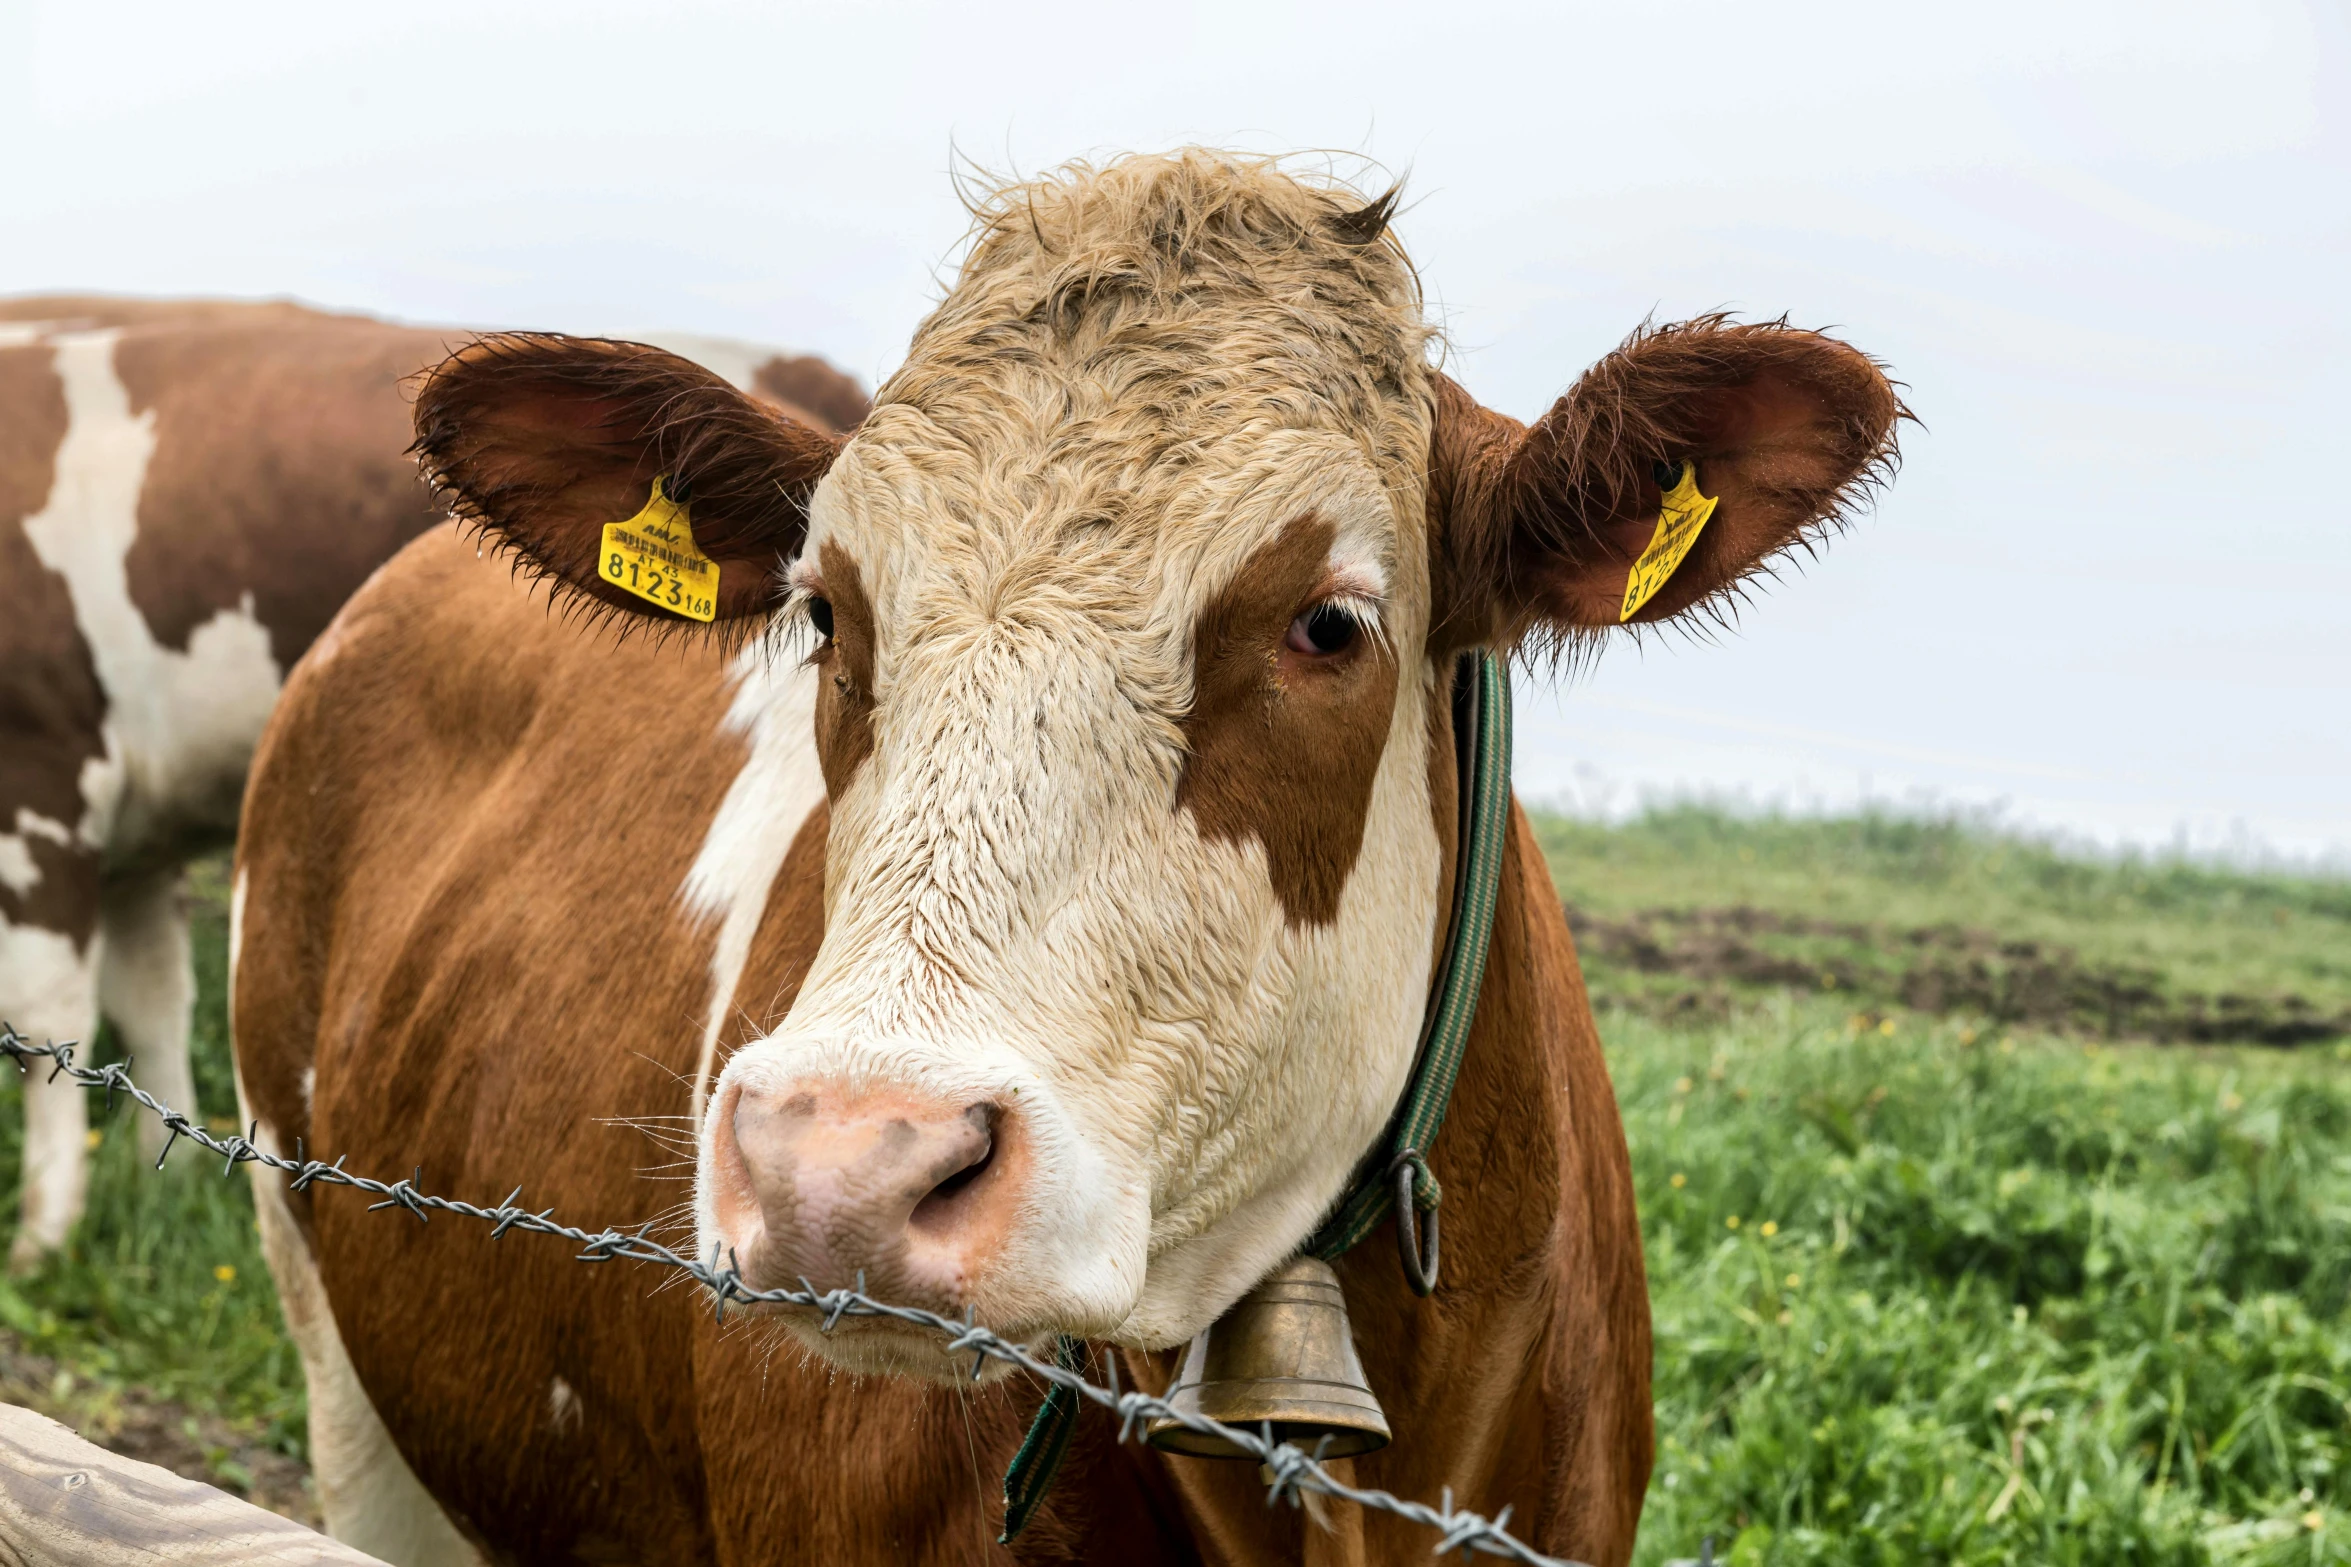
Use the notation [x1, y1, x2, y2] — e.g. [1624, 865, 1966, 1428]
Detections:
[1430, 316, 1905, 649]
[411, 333, 843, 626]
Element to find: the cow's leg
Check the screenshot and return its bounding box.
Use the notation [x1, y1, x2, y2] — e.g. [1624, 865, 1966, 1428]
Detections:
[3, 847, 103, 1274]
[98, 868, 198, 1163]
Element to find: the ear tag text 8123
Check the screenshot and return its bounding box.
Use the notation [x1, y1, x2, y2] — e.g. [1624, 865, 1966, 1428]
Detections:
[1619, 461, 1719, 622]
[600, 477, 718, 622]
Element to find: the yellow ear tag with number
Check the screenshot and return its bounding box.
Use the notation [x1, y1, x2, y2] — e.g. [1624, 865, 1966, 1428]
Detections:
[1619, 461, 1719, 622]
[599, 477, 718, 622]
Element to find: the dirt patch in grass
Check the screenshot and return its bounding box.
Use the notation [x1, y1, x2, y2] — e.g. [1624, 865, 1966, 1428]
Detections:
[1567, 903, 2351, 1046]
[0, 1329, 314, 1523]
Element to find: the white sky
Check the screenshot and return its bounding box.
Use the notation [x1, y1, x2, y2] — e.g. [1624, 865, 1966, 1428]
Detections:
[8, 0, 2346, 862]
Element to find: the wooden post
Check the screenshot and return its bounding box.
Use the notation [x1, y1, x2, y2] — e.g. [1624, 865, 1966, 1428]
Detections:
[0, 1403, 388, 1566]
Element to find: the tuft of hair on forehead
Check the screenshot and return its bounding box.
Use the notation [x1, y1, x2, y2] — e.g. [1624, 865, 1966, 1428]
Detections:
[951, 150, 1414, 286]
[881, 151, 1438, 481]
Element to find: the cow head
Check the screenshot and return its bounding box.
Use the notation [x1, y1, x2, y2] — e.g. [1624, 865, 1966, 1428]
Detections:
[414, 151, 1900, 1378]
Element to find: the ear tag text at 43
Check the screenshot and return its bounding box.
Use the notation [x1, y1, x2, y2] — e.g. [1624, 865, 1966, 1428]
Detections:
[600, 477, 718, 622]
[1619, 461, 1719, 622]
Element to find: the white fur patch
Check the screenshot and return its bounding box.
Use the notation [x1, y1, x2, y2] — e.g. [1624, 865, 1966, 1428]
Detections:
[0, 809, 71, 896]
[679, 642, 825, 1128]
[228, 867, 248, 982]
[546, 1376, 582, 1435]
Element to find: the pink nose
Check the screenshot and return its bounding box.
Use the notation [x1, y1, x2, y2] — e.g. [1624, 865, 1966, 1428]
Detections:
[709, 1083, 1021, 1307]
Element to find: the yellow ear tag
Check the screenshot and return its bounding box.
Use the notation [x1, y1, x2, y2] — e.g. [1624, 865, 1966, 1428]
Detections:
[599, 477, 718, 622]
[1619, 461, 1719, 622]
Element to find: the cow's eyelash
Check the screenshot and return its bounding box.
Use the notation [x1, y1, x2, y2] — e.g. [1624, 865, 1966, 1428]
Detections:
[1312, 590, 1390, 652]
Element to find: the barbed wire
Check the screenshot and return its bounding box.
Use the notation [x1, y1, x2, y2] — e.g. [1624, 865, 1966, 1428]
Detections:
[2, 1023, 1583, 1566]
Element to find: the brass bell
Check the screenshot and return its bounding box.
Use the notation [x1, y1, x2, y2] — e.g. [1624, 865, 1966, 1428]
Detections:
[1145, 1256, 1391, 1459]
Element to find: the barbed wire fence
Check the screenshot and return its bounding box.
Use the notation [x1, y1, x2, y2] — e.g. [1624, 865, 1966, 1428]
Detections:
[1, 1023, 1584, 1567]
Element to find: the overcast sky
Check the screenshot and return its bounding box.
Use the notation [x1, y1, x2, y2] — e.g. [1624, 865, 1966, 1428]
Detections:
[8, 0, 2346, 862]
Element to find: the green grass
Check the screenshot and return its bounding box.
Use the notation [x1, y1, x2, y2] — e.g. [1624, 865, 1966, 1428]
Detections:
[3, 810, 2349, 1563]
[1618, 998, 2351, 1565]
[0, 857, 304, 1455]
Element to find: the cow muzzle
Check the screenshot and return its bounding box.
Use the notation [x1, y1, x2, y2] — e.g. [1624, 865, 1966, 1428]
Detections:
[704, 1079, 1025, 1318]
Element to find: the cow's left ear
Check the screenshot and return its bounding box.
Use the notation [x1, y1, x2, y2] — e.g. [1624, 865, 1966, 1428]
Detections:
[1430, 316, 1904, 643]
[412, 333, 842, 624]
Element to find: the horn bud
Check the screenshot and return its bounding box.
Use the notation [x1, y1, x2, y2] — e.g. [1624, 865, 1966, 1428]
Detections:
[1145, 1256, 1391, 1459]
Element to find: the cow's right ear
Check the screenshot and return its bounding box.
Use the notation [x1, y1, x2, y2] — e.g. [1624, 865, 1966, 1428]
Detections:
[412, 333, 842, 624]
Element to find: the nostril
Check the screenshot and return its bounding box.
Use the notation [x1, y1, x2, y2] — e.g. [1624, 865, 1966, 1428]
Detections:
[921, 1139, 994, 1206]
[910, 1103, 999, 1233]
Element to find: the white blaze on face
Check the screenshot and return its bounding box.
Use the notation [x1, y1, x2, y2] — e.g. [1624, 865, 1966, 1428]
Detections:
[679, 640, 828, 1126]
[18, 330, 284, 859]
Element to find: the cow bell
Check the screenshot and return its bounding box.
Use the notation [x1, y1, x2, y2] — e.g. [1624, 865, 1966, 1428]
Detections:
[1144, 1255, 1391, 1459]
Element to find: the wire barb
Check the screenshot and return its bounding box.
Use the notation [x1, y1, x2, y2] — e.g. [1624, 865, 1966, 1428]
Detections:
[0, 1022, 1583, 1567]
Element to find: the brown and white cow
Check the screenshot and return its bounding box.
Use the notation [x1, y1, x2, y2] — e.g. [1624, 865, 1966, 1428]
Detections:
[0, 298, 863, 1269]
[234, 152, 1900, 1565]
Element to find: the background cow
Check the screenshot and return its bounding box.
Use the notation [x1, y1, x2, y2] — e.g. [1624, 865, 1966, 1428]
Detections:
[0, 298, 864, 1269]
[235, 151, 1898, 1564]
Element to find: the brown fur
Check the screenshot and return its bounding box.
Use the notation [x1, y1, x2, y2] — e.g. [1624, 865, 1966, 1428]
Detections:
[109, 312, 450, 667]
[1176, 514, 1401, 926]
[812, 543, 879, 796]
[754, 354, 873, 436]
[0, 337, 97, 941]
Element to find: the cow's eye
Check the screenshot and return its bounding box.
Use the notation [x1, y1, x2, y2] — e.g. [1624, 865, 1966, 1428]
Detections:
[1286, 603, 1359, 656]
[806, 595, 835, 640]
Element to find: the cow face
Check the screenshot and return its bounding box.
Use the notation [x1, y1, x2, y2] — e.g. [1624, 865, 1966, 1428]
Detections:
[415, 152, 1900, 1378]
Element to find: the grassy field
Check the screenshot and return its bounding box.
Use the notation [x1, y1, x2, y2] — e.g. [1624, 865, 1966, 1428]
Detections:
[1538, 808, 2351, 1046]
[1546, 810, 2351, 1566]
[2, 809, 2348, 1561]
